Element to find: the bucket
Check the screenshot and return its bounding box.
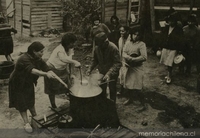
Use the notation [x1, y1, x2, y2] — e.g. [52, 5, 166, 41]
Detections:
[0, 61, 14, 79]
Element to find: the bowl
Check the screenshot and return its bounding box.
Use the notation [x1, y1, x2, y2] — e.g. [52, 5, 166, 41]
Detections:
[0, 61, 15, 79]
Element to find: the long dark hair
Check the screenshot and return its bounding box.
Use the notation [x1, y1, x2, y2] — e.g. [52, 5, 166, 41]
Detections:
[110, 15, 119, 24]
[130, 27, 143, 42]
[61, 33, 77, 52]
[120, 26, 130, 40]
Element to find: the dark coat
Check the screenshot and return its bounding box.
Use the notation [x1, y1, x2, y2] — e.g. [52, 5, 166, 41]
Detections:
[91, 41, 121, 78]
[107, 23, 121, 47]
[9, 53, 49, 111]
[161, 25, 183, 51]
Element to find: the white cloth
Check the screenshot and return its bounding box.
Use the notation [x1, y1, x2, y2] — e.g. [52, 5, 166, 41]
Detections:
[47, 45, 72, 70]
[168, 26, 174, 35]
[118, 35, 130, 85]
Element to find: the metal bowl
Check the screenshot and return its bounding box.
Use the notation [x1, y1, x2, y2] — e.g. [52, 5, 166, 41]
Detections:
[0, 61, 14, 79]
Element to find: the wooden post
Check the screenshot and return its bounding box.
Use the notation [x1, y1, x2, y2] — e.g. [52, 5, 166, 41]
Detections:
[127, 0, 131, 26]
[190, 0, 194, 13]
[114, 0, 117, 16]
[30, 0, 32, 35]
[13, 0, 15, 29]
[0, 0, 2, 12]
[101, 0, 105, 23]
[170, 0, 174, 9]
[47, 12, 52, 28]
[20, 0, 23, 36]
[150, 0, 155, 32]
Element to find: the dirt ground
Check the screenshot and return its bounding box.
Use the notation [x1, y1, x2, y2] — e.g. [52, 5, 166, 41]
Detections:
[0, 36, 200, 138]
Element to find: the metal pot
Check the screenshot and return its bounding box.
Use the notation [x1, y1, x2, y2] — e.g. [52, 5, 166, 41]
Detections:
[69, 91, 120, 128]
[70, 73, 103, 98]
[56, 73, 120, 128]
[0, 61, 14, 79]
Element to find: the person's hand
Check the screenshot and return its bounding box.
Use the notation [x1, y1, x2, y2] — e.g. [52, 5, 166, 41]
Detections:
[123, 53, 129, 59]
[102, 74, 110, 81]
[86, 69, 91, 76]
[74, 61, 81, 68]
[46, 71, 56, 79]
[70, 74, 76, 79]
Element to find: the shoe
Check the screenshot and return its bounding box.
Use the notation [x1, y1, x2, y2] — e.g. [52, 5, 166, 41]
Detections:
[166, 78, 171, 84]
[117, 91, 121, 95]
[24, 123, 33, 133]
[136, 104, 148, 113]
[51, 103, 57, 109]
[123, 99, 132, 105]
[132, 100, 142, 106]
[117, 91, 123, 96]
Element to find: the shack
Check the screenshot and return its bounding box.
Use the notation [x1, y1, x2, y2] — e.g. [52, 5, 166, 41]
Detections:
[14, 0, 63, 36]
[101, 0, 200, 47]
[152, 0, 200, 31]
[101, 0, 152, 46]
[101, 0, 145, 27]
[102, 0, 200, 31]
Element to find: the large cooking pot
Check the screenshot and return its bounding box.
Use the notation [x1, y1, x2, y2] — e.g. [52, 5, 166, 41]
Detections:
[69, 73, 120, 128]
[0, 61, 14, 79]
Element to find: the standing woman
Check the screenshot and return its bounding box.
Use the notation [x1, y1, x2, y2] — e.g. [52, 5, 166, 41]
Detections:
[108, 15, 121, 47]
[9, 42, 56, 133]
[0, 17, 17, 61]
[44, 33, 81, 108]
[90, 13, 110, 56]
[160, 13, 183, 84]
[123, 28, 147, 106]
[118, 26, 130, 95]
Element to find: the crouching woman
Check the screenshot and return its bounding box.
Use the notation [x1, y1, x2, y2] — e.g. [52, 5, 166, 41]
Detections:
[122, 28, 147, 106]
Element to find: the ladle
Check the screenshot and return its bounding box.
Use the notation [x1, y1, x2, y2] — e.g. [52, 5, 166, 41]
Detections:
[98, 79, 115, 85]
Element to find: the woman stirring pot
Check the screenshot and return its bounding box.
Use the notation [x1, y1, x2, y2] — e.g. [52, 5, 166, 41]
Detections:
[44, 33, 81, 108]
[9, 42, 56, 133]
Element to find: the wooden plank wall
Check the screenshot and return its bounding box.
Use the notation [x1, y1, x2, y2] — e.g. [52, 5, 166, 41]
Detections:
[14, 0, 30, 36]
[1, 0, 7, 15]
[116, 0, 128, 25]
[15, 0, 22, 35]
[31, 0, 63, 35]
[104, 0, 115, 24]
[14, 0, 63, 36]
[104, 0, 128, 25]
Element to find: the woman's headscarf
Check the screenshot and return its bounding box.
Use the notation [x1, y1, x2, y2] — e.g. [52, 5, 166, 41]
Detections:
[27, 41, 44, 57]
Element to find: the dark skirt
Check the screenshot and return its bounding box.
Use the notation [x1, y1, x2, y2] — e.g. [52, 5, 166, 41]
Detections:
[44, 66, 71, 95]
[0, 37, 14, 55]
[9, 77, 35, 112]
